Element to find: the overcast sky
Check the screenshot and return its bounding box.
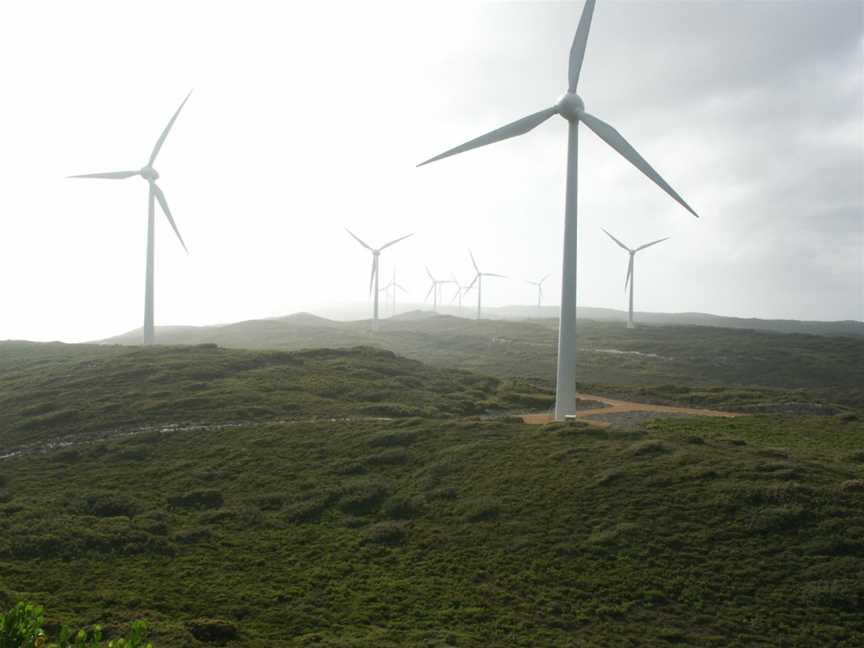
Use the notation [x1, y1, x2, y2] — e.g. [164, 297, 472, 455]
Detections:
[0, 0, 861, 342]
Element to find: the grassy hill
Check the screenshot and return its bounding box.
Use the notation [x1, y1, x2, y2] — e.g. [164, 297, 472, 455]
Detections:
[2, 335, 862, 646]
[100, 314, 864, 408]
[1, 406, 862, 645]
[486, 306, 864, 338]
[266, 304, 864, 338]
[0, 342, 544, 450]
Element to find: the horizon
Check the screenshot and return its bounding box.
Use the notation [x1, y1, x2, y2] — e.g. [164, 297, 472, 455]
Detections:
[9, 301, 859, 346]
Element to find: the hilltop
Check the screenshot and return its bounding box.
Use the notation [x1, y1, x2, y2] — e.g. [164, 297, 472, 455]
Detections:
[0, 342, 542, 450]
[100, 313, 864, 408]
[266, 304, 864, 338]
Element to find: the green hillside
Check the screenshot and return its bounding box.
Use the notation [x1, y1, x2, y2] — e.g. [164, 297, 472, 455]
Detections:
[1, 409, 862, 645]
[1, 336, 862, 646]
[102, 314, 864, 407]
[0, 342, 540, 450]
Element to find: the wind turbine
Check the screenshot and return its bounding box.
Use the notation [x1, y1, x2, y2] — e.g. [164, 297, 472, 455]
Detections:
[424, 267, 454, 312]
[346, 230, 413, 329]
[70, 92, 193, 346]
[526, 274, 550, 316]
[465, 251, 505, 320]
[602, 229, 669, 330]
[450, 275, 470, 312]
[380, 268, 408, 315]
[418, 0, 698, 419]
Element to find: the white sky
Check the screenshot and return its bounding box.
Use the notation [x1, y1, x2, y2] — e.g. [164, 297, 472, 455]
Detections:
[0, 0, 862, 342]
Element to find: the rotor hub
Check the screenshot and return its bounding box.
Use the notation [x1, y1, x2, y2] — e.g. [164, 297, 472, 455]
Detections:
[140, 166, 159, 181]
[557, 92, 585, 122]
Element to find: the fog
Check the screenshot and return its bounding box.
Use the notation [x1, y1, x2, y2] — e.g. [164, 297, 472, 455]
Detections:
[0, 0, 860, 342]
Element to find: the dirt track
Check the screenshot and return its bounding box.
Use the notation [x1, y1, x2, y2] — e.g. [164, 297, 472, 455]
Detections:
[520, 393, 739, 428]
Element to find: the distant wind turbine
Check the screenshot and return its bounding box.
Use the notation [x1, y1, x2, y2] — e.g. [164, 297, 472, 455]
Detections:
[450, 275, 470, 312]
[418, 0, 698, 419]
[346, 230, 413, 329]
[526, 274, 551, 316]
[602, 229, 669, 329]
[424, 267, 454, 313]
[380, 268, 408, 315]
[465, 251, 505, 320]
[69, 92, 193, 346]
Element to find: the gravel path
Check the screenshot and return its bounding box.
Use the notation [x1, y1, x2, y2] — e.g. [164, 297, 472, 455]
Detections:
[520, 392, 738, 428]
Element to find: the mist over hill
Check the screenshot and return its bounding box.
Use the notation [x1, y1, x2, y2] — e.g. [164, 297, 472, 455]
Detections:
[242, 303, 864, 337]
[100, 312, 864, 408]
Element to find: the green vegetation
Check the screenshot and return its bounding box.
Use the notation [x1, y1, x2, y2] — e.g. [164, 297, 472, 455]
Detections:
[102, 315, 864, 407]
[1, 328, 862, 646]
[0, 601, 150, 647]
[2, 393, 863, 643]
[0, 343, 533, 449]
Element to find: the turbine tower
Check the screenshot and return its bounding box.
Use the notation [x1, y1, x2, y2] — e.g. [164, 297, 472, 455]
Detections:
[526, 274, 550, 316]
[451, 275, 469, 312]
[380, 268, 408, 315]
[424, 267, 454, 312]
[346, 230, 413, 329]
[602, 229, 669, 329]
[465, 251, 505, 320]
[70, 92, 193, 346]
[418, 0, 698, 419]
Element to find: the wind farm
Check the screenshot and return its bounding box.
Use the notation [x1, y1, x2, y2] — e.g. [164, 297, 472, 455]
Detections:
[345, 229, 413, 329]
[465, 250, 506, 320]
[1, 1, 862, 647]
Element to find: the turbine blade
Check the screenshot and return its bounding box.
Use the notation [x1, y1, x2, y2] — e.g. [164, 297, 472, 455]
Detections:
[425, 265, 436, 281]
[68, 170, 139, 180]
[540, 274, 550, 285]
[636, 236, 670, 252]
[346, 228, 373, 251]
[153, 184, 188, 253]
[425, 283, 435, 302]
[580, 112, 698, 218]
[379, 232, 414, 251]
[395, 283, 408, 294]
[149, 91, 192, 165]
[469, 250, 479, 273]
[625, 256, 634, 292]
[601, 228, 631, 252]
[417, 106, 557, 167]
[485, 273, 506, 279]
[466, 275, 478, 292]
[568, 0, 597, 92]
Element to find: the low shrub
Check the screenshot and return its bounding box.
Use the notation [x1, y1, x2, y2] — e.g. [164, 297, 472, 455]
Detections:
[0, 601, 152, 647]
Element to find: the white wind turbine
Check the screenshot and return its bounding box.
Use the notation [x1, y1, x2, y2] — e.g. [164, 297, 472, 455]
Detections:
[418, 0, 698, 419]
[602, 229, 669, 330]
[346, 230, 413, 329]
[526, 274, 551, 316]
[380, 268, 408, 315]
[450, 275, 470, 312]
[424, 267, 454, 313]
[70, 92, 193, 346]
[465, 251, 505, 320]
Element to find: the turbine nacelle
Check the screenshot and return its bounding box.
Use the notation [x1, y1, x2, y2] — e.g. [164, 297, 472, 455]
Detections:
[557, 92, 585, 121]
[140, 166, 159, 181]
